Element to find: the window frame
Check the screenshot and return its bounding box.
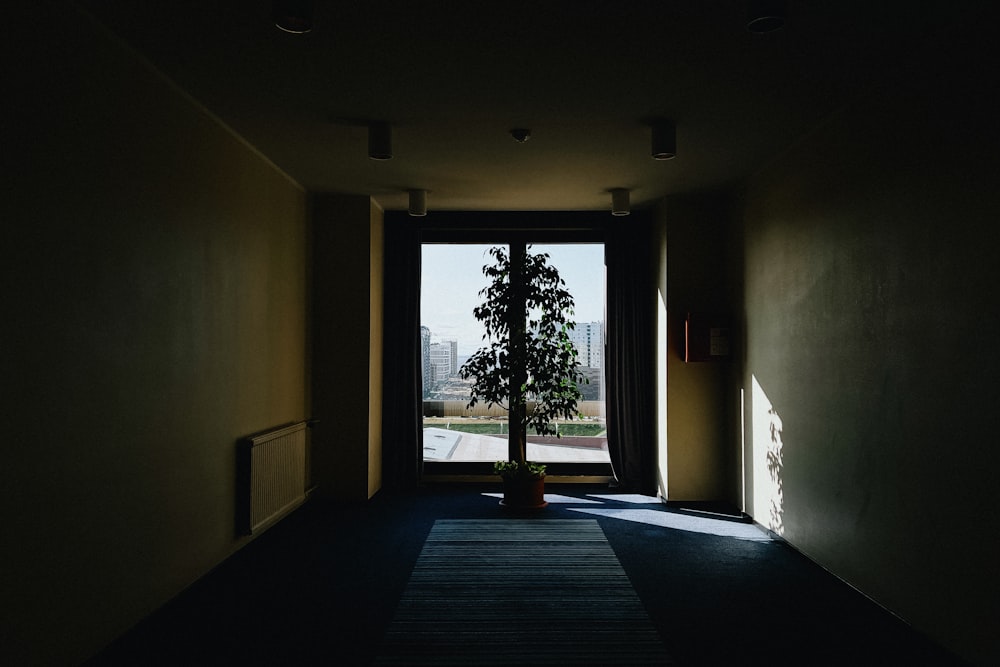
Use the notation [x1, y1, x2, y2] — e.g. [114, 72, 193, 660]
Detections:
[415, 212, 614, 480]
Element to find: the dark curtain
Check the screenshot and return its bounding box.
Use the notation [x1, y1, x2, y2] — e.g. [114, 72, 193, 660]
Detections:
[605, 215, 657, 494]
[381, 214, 423, 491]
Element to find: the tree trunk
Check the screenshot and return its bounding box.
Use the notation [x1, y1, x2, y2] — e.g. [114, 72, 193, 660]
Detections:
[508, 241, 528, 464]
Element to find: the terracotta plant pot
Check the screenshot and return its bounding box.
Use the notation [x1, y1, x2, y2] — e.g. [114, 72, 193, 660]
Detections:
[499, 475, 548, 509]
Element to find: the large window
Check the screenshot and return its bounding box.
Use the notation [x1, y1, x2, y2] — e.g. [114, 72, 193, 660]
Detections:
[420, 242, 610, 471]
[382, 211, 654, 492]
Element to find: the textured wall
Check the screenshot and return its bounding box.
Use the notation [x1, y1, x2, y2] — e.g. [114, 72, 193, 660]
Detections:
[740, 21, 1000, 665]
[1, 5, 308, 665]
[664, 194, 737, 501]
[310, 194, 383, 502]
[368, 203, 385, 497]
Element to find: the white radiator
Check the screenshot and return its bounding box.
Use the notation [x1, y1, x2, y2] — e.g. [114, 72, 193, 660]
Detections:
[246, 421, 307, 534]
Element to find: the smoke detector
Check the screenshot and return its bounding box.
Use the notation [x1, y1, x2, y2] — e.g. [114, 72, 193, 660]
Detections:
[509, 128, 531, 143]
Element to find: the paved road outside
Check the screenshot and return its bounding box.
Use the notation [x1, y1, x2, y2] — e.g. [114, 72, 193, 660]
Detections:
[423, 427, 610, 462]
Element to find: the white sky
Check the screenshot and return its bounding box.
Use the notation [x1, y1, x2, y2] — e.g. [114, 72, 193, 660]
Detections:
[421, 243, 605, 356]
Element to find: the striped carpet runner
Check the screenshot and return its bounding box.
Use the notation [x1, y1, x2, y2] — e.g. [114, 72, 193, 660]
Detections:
[375, 519, 672, 665]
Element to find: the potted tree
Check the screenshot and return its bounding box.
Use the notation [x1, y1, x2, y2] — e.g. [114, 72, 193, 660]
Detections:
[459, 243, 586, 509]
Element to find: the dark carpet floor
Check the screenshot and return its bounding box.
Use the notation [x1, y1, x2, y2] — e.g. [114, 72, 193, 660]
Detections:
[84, 484, 968, 666]
[374, 518, 672, 665]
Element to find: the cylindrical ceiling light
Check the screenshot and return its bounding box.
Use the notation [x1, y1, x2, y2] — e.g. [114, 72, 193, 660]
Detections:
[368, 121, 392, 160]
[408, 189, 427, 217]
[273, 0, 315, 34]
[611, 189, 630, 216]
[651, 120, 676, 160]
[747, 0, 786, 33]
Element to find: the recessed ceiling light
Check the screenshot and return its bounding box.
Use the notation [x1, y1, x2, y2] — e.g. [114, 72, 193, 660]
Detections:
[273, 0, 314, 33]
[747, 0, 786, 33]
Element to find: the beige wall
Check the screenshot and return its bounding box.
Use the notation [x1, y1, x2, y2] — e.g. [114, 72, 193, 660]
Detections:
[662, 194, 737, 501]
[2, 5, 309, 666]
[740, 19, 999, 665]
[368, 202, 385, 497]
[310, 194, 384, 502]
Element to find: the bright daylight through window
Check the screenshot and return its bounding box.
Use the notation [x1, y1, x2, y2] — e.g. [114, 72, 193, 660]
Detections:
[420, 243, 609, 465]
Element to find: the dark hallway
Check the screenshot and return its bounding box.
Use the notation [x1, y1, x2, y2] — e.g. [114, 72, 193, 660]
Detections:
[85, 485, 966, 666]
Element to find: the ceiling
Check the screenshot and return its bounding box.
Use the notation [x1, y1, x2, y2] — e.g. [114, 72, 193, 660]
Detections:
[76, 1, 971, 213]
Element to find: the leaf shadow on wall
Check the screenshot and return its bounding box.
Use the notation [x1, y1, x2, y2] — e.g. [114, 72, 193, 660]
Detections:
[751, 374, 785, 536]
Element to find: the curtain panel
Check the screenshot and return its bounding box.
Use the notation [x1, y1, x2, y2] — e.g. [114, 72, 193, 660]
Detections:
[605, 217, 657, 494]
[380, 216, 423, 491]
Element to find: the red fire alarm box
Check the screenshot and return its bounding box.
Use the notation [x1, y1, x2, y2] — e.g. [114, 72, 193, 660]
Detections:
[684, 313, 731, 362]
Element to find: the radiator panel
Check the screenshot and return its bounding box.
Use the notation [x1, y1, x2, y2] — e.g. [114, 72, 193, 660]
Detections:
[247, 422, 307, 534]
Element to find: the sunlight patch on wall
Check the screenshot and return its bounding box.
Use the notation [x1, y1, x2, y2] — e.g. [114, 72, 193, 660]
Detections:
[751, 374, 785, 535]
